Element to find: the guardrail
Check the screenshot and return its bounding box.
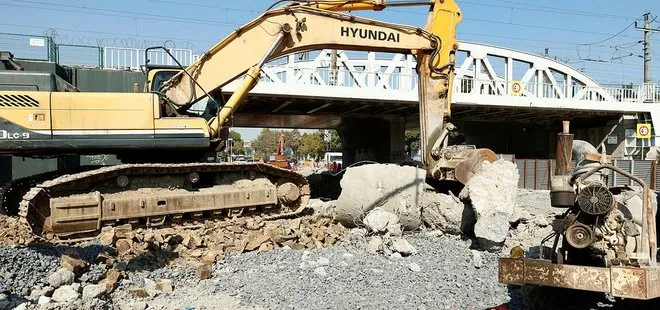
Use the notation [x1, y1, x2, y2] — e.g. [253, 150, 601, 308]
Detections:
[455, 78, 659, 103]
[103, 47, 197, 70]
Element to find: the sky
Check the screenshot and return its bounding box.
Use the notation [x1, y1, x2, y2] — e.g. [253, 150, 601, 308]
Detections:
[2, 0, 660, 139]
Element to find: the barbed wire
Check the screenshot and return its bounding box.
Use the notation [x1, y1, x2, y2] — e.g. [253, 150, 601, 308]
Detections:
[40, 28, 197, 50]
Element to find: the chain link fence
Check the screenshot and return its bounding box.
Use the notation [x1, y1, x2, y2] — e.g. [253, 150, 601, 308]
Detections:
[55, 44, 103, 68]
[0, 32, 56, 61]
[2, 31, 197, 70]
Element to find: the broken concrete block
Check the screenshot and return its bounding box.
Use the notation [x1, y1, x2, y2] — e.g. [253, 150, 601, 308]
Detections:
[155, 279, 173, 295]
[116, 238, 133, 255]
[47, 268, 75, 289]
[366, 236, 383, 254]
[51, 285, 79, 303]
[38, 296, 51, 305]
[388, 237, 417, 256]
[421, 191, 475, 235]
[195, 265, 212, 280]
[82, 284, 105, 300]
[408, 262, 422, 272]
[460, 160, 519, 251]
[99, 226, 115, 246]
[61, 252, 87, 274]
[471, 250, 483, 269]
[363, 208, 402, 235]
[336, 164, 425, 230]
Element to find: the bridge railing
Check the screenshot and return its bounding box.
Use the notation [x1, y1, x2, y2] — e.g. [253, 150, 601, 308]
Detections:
[454, 77, 659, 103]
[260, 65, 418, 91]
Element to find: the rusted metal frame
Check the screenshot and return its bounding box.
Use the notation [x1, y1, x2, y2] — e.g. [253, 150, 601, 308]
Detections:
[652, 160, 657, 190]
[499, 258, 660, 299]
[573, 164, 655, 265]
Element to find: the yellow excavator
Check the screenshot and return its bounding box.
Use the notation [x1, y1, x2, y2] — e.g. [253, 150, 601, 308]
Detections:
[0, 0, 496, 241]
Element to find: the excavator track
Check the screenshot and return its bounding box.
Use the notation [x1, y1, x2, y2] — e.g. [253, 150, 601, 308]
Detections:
[14, 163, 310, 243]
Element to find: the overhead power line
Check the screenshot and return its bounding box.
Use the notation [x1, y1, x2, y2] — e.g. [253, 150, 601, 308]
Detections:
[462, 0, 636, 21]
[576, 21, 637, 46]
[5, 0, 244, 27]
[491, 0, 637, 21]
[388, 9, 660, 43]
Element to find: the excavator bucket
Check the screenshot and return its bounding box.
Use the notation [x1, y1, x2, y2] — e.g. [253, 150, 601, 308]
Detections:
[451, 148, 498, 185]
[433, 147, 498, 185]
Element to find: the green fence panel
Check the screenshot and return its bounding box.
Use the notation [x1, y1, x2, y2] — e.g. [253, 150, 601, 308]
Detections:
[0, 32, 55, 61]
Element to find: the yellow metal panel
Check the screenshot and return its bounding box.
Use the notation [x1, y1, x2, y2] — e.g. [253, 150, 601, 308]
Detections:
[155, 118, 210, 138]
[0, 91, 51, 130]
[51, 92, 156, 130]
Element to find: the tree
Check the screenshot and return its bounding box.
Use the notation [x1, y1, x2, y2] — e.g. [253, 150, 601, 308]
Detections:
[282, 129, 301, 157]
[299, 132, 326, 160]
[228, 130, 245, 155]
[405, 129, 420, 156]
[328, 130, 342, 152]
[251, 128, 279, 158]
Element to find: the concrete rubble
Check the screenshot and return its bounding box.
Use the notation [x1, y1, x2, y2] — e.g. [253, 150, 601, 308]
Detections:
[459, 160, 520, 251]
[0, 159, 601, 310]
[328, 161, 519, 252]
[335, 164, 425, 231]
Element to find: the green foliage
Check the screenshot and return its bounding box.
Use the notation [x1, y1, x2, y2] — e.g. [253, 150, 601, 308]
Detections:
[405, 129, 420, 155]
[282, 129, 301, 155]
[329, 130, 342, 152]
[299, 131, 326, 160]
[228, 130, 245, 154]
[251, 128, 279, 158]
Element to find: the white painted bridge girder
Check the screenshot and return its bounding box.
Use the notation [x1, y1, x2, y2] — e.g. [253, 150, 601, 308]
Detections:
[220, 40, 660, 144]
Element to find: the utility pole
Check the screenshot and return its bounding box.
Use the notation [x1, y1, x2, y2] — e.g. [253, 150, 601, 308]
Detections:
[636, 13, 660, 83]
[643, 13, 652, 83]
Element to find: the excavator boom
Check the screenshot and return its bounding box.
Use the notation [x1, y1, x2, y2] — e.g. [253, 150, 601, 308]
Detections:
[160, 0, 492, 181]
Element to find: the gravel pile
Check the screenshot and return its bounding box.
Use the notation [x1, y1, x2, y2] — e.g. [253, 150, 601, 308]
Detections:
[206, 232, 515, 309]
[5, 188, 660, 310]
[97, 231, 516, 310]
[0, 246, 59, 297]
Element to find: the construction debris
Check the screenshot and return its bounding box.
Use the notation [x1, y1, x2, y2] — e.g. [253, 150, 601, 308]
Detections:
[363, 208, 402, 235]
[47, 268, 75, 289]
[335, 164, 425, 230]
[60, 251, 88, 274]
[459, 160, 519, 251]
[421, 191, 475, 235]
[195, 265, 212, 280]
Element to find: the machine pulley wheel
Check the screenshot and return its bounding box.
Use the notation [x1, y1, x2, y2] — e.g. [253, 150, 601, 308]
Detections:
[565, 223, 594, 249]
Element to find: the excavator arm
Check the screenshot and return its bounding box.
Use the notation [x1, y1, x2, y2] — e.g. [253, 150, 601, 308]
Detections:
[160, 0, 495, 184]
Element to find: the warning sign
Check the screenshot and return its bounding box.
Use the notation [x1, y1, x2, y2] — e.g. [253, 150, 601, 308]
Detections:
[637, 123, 652, 139]
[510, 81, 523, 96]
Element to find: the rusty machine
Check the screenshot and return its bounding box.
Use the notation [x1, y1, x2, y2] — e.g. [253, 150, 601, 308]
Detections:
[269, 133, 292, 170]
[0, 0, 496, 242]
[499, 121, 660, 304]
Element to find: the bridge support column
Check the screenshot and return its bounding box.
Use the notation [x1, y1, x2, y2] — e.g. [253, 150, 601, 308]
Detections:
[337, 117, 407, 166]
[389, 117, 407, 163]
